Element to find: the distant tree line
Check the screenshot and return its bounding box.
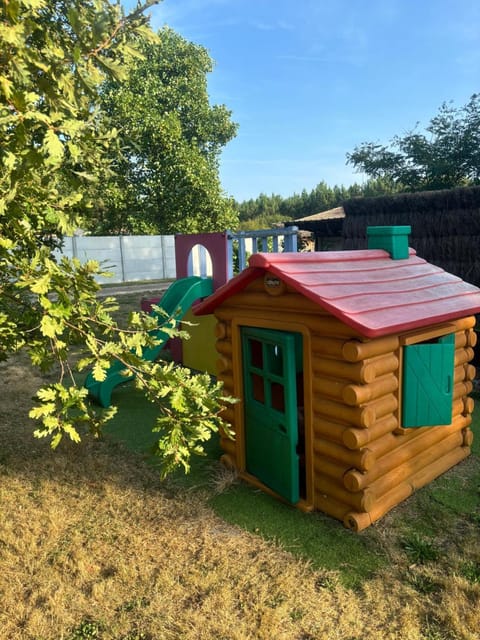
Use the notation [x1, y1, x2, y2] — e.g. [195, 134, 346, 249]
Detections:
[234, 178, 400, 230]
[236, 94, 480, 230]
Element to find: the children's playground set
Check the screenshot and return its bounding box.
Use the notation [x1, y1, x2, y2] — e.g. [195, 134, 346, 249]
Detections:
[86, 226, 480, 532]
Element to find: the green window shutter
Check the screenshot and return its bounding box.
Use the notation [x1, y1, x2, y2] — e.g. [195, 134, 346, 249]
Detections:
[402, 334, 455, 428]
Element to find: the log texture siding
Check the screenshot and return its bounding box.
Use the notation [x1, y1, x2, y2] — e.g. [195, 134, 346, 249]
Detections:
[193, 245, 480, 530]
[209, 275, 475, 530]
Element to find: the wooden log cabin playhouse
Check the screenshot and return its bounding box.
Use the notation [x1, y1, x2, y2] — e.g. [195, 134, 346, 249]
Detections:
[193, 226, 480, 531]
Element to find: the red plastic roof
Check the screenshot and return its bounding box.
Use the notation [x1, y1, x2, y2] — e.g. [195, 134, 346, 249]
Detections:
[193, 249, 480, 338]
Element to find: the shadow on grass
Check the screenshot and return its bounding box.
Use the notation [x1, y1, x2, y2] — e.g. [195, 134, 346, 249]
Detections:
[211, 486, 384, 588]
[103, 383, 385, 588]
[103, 382, 480, 589]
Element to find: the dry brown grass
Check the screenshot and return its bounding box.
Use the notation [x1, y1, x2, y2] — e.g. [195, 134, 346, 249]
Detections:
[1, 351, 479, 638]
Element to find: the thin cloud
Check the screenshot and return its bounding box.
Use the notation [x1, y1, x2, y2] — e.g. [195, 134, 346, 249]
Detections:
[251, 20, 294, 32]
[277, 52, 366, 68]
[148, 0, 235, 30]
[277, 54, 339, 63]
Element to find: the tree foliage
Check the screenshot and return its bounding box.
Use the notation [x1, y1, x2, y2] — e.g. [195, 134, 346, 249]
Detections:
[235, 178, 400, 228]
[0, 0, 233, 476]
[90, 27, 238, 235]
[346, 94, 480, 191]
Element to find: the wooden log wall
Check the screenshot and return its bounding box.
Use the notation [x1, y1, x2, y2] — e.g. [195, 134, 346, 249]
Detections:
[209, 274, 476, 531]
[340, 318, 476, 532]
[310, 320, 403, 524]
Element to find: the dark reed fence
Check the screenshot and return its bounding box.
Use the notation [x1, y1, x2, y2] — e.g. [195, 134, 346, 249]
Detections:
[342, 186, 480, 289]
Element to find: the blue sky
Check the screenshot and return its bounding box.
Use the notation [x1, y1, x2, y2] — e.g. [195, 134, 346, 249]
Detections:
[124, 0, 480, 202]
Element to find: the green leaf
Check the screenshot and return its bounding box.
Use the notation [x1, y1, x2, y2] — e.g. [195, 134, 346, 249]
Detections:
[23, 0, 47, 9]
[36, 387, 57, 402]
[29, 402, 56, 419]
[0, 237, 15, 249]
[31, 274, 51, 295]
[43, 129, 64, 165]
[50, 432, 63, 449]
[62, 423, 81, 443]
[92, 360, 108, 382]
[0, 76, 13, 100]
[40, 315, 61, 338]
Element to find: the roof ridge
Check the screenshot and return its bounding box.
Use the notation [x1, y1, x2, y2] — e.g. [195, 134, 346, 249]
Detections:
[249, 248, 417, 268]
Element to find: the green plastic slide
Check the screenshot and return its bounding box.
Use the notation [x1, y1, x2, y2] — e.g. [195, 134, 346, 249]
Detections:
[85, 276, 213, 408]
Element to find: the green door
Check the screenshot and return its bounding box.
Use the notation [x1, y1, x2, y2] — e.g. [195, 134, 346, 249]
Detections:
[241, 327, 302, 504]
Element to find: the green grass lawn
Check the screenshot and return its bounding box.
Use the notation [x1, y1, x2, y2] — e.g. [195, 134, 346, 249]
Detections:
[102, 381, 480, 589]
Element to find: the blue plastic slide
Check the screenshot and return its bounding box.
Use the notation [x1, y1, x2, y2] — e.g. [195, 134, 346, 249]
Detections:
[85, 276, 213, 408]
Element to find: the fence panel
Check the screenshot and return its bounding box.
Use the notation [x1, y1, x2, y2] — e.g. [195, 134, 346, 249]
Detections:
[75, 236, 123, 284]
[228, 227, 298, 275]
[121, 235, 176, 282]
[56, 235, 176, 284]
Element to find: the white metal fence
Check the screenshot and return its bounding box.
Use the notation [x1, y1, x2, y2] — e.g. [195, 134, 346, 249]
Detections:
[57, 235, 176, 284]
[57, 227, 299, 284]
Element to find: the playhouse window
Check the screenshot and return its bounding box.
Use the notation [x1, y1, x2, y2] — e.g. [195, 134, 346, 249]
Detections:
[271, 381, 286, 412]
[249, 338, 263, 369]
[401, 332, 455, 428]
[267, 343, 284, 376]
[251, 373, 265, 404]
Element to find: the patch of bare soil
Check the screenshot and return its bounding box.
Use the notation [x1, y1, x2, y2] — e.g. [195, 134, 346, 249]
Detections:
[0, 357, 479, 640]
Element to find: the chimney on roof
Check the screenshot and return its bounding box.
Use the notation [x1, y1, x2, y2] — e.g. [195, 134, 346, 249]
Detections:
[367, 225, 411, 260]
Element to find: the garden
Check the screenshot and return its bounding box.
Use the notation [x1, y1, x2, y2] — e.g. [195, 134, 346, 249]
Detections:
[0, 287, 479, 640]
[1, 3, 480, 638]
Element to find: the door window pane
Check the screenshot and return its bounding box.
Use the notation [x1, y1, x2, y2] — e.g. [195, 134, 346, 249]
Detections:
[251, 373, 265, 404]
[249, 339, 263, 369]
[267, 342, 283, 376]
[270, 381, 285, 412]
